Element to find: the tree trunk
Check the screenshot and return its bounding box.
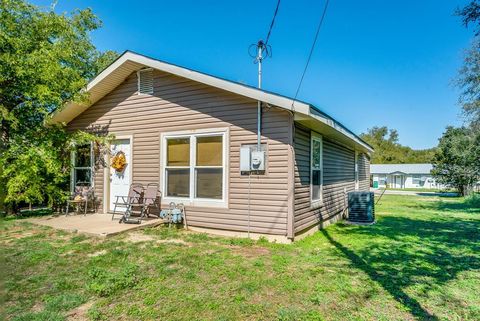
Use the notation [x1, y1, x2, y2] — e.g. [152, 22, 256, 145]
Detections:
[459, 184, 472, 197]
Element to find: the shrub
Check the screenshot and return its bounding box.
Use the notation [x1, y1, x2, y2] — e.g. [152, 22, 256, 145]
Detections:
[465, 193, 480, 208]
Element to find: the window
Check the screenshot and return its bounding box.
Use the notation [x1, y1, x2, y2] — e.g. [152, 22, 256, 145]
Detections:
[311, 133, 323, 205]
[137, 69, 153, 94]
[71, 143, 93, 191]
[378, 175, 387, 186]
[165, 138, 190, 197]
[354, 152, 359, 190]
[163, 130, 226, 205]
[412, 175, 421, 185]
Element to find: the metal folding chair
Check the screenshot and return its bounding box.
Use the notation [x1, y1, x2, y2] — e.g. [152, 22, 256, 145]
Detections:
[139, 183, 161, 218]
[111, 183, 143, 221]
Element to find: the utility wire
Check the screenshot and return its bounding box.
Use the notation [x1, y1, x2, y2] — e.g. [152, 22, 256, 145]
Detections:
[265, 0, 281, 46]
[248, 0, 281, 61]
[292, 0, 330, 107]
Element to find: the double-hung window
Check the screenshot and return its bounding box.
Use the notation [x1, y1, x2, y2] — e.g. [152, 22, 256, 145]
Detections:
[163, 130, 226, 206]
[71, 143, 93, 191]
[311, 133, 323, 205]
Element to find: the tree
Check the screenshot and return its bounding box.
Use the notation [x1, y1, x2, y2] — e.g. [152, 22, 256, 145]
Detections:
[432, 127, 480, 196]
[360, 126, 436, 164]
[434, 0, 480, 197]
[457, 1, 480, 129]
[457, 0, 480, 34]
[0, 0, 117, 214]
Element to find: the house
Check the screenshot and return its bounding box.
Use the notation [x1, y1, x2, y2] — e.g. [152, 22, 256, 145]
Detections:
[50, 51, 373, 242]
[370, 163, 443, 189]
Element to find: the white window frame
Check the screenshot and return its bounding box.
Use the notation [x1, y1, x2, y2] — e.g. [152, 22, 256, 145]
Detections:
[160, 128, 229, 208]
[137, 68, 154, 95]
[70, 142, 94, 193]
[354, 151, 359, 190]
[379, 175, 387, 186]
[412, 174, 421, 185]
[310, 132, 323, 208]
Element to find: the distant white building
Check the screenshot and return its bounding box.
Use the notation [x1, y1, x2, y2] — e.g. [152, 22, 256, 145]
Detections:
[370, 164, 443, 189]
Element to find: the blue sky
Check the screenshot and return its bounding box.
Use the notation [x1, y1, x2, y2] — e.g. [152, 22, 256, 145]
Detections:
[34, 0, 474, 149]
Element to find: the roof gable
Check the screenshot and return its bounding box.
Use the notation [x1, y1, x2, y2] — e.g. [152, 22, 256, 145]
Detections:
[49, 50, 373, 153]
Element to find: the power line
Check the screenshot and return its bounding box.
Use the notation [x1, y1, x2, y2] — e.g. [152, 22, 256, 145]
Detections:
[249, 0, 281, 61]
[265, 0, 281, 46]
[292, 0, 330, 107]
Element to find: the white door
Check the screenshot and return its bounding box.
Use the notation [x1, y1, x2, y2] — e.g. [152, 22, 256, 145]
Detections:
[394, 175, 403, 189]
[109, 139, 131, 212]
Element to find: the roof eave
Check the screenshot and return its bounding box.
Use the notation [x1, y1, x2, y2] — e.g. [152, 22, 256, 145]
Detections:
[49, 51, 372, 154]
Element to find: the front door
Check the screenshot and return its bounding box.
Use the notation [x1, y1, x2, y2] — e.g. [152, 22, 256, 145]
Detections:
[394, 175, 403, 189]
[109, 138, 131, 212]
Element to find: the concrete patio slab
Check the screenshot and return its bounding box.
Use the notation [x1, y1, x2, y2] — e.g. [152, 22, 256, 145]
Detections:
[27, 213, 164, 237]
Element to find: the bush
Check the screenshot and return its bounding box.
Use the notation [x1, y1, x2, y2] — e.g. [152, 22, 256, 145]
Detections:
[465, 193, 480, 208]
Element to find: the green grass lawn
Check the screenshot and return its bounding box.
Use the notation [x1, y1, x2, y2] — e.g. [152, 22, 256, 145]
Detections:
[1, 195, 479, 321]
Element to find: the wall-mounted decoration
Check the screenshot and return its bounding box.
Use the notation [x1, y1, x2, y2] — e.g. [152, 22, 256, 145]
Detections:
[111, 151, 127, 172]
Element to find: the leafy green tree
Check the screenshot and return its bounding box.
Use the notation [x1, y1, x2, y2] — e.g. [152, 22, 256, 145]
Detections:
[458, 0, 480, 34]
[457, 0, 480, 129]
[0, 0, 117, 214]
[432, 1, 480, 197]
[360, 126, 436, 164]
[432, 127, 480, 196]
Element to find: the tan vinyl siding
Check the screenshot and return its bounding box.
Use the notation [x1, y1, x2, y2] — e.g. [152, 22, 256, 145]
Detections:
[68, 70, 291, 235]
[293, 124, 356, 233]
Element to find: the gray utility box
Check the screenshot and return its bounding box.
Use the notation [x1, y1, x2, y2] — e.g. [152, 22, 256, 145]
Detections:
[347, 192, 375, 223]
[239, 145, 266, 173]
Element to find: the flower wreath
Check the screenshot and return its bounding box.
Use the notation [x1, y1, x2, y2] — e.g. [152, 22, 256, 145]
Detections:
[111, 151, 127, 172]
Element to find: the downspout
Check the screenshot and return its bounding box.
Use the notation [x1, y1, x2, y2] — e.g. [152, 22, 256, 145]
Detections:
[286, 110, 295, 240]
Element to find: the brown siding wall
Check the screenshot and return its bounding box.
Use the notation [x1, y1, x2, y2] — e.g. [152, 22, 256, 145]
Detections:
[68, 70, 291, 235]
[293, 124, 358, 233]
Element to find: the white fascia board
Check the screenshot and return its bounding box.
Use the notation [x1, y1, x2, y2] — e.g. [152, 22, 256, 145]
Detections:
[124, 52, 311, 114]
[49, 51, 311, 124]
[306, 106, 374, 154]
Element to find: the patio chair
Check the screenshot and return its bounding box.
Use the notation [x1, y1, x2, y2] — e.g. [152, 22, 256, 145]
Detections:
[66, 186, 95, 216]
[111, 183, 144, 221]
[119, 183, 161, 224]
[140, 183, 161, 218]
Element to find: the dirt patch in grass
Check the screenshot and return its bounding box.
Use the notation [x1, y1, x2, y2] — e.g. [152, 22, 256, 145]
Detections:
[66, 300, 95, 321]
[31, 301, 45, 312]
[229, 245, 271, 258]
[88, 249, 107, 257]
[156, 239, 190, 246]
[125, 232, 191, 246]
[125, 233, 156, 243]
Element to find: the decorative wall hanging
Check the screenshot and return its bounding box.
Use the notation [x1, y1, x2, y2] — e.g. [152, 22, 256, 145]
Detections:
[111, 151, 127, 172]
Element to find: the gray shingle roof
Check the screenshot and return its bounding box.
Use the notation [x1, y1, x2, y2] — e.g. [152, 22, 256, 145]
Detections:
[370, 164, 433, 174]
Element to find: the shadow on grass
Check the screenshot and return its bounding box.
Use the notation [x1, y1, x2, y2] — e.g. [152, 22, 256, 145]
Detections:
[405, 198, 480, 214]
[1, 208, 53, 221]
[322, 199, 480, 320]
[416, 192, 460, 198]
